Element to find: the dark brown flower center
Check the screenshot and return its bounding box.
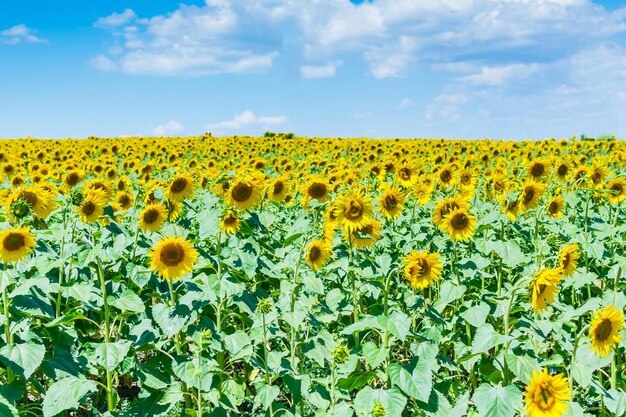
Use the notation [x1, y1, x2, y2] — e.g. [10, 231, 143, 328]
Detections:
[399, 168, 411, 181]
[523, 188, 535, 204]
[344, 200, 363, 220]
[170, 178, 188, 193]
[3, 233, 25, 251]
[232, 183, 253, 202]
[160, 243, 185, 266]
[223, 213, 237, 226]
[531, 164, 545, 177]
[548, 202, 559, 214]
[595, 319, 613, 341]
[383, 195, 397, 210]
[143, 209, 160, 224]
[66, 172, 79, 186]
[309, 246, 321, 262]
[537, 385, 555, 410]
[611, 183, 623, 194]
[557, 165, 568, 176]
[82, 201, 96, 216]
[308, 183, 327, 199]
[451, 213, 468, 230]
[118, 194, 131, 208]
[273, 181, 284, 195]
[440, 169, 451, 183]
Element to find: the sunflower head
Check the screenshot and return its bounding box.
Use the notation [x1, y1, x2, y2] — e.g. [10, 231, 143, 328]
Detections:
[606, 178, 626, 204]
[78, 189, 109, 224]
[519, 182, 546, 212]
[345, 219, 382, 249]
[305, 239, 333, 271]
[268, 177, 290, 202]
[334, 191, 374, 231]
[403, 250, 443, 289]
[441, 207, 476, 242]
[149, 236, 198, 281]
[226, 178, 261, 211]
[139, 204, 167, 233]
[558, 244, 579, 277]
[0, 227, 36, 263]
[524, 368, 570, 417]
[589, 304, 624, 358]
[219, 210, 241, 235]
[546, 195, 566, 219]
[168, 175, 195, 202]
[530, 268, 563, 312]
[378, 186, 405, 220]
[432, 196, 468, 227]
[302, 177, 331, 207]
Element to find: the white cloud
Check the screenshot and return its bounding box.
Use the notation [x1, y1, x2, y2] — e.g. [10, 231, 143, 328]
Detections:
[206, 110, 287, 132]
[91, 0, 626, 80]
[0, 24, 46, 44]
[354, 111, 373, 119]
[94, 9, 137, 27]
[90, 55, 116, 71]
[397, 98, 413, 109]
[153, 120, 184, 136]
[461, 63, 541, 86]
[300, 63, 340, 78]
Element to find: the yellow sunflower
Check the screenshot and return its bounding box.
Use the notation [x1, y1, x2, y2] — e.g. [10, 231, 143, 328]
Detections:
[523, 368, 570, 417]
[149, 236, 198, 281]
[441, 207, 476, 242]
[432, 196, 468, 227]
[345, 219, 382, 249]
[606, 178, 626, 204]
[413, 183, 432, 205]
[554, 161, 570, 182]
[545, 195, 566, 219]
[519, 182, 546, 212]
[378, 186, 405, 220]
[5, 186, 57, 219]
[63, 169, 84, 189]
[84, 179, 113, 199]
[78, 190, 109, 224]
[139, 204, 167, 233]
[558, 244, 579, 278]
[403, 250, 443, 289]
[219, 210, 241, 235]
[226, 178, 261, 211]
[589, 304, 624, 358]
[501, 196, 520, 221]
[167, 175, 195, 202]
[0, 227, 36, 263]
[301, 177, 331, 207]
[395, 163, 418, 188]
[334, 191, 374, 231]
[527, 158, 550, 181]
[267, 176, 290, 202]
[305, 239, 333, 271]
[530, 268, 562, 312]
[457, 168, 477, 191]
[115, 191, 134, 211]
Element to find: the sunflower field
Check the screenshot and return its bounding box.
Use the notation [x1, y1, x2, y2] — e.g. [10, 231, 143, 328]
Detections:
[1, 136, 626, 417]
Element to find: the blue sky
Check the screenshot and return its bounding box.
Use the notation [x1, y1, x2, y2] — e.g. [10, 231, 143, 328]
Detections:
[1, 0, 626, 139]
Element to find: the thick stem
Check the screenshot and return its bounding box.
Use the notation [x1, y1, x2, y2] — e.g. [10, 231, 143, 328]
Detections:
[96, 258, 115, 412]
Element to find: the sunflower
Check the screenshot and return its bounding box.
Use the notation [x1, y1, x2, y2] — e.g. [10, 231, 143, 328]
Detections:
[305, 239, 333, 271]
[530, 268, 562, 312]
[437, 164, 455, 188]
[334, 191, 373, 231]
[519, 182, 546, 212]
[168, 175, 195, 202]
[589, 164, 609, 187]
[558, 244, 579, 277]
[523, 368, 570, 417]
[84, 179, 113, 199]
[606, 178, 626, 204]
[554, 161, 570, 182]
[457, 168, 477, 191]
[226, 178, 261, 211]
[267, 176, 290, 202]
[403, 250, 443, 289]
[139, 203, 167, 233]
[378, 186, 405, 220]
[301, 177, 331, 207]
[0, 227, 36, 263]
[345, 219, 382, 249]
[78, 190, 109, 223]
[395, 163, 417, 188]
[115, 191, 134, 211]
[441, 207, 476, 241]
[501, 195, 520, 221]
[149, 236, 198, 281]
[413, 183, 432, 205]
[5, 186, 56, 219]
[545, 195, 565, 219]
[527, 158, 550, 181]
[432, 196, 468, 227]
[589, 304, 624, 358]
[63, 169, 84, 189]
[219, 210, 241, 235]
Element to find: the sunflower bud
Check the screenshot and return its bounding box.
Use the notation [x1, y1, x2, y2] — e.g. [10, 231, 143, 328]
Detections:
[70, 188, 84, 206]
[332, 344, 350, 365]
[546, 233, 561, 252]
[256, 297, 273, 315]
[372, 402, 387, 417]
[10, 198, 31, 219]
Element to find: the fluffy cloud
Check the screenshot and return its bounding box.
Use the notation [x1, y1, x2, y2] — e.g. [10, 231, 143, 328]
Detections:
[92, 1, 626, 78]
[153, 120, 184, 136]
[206, 110, 287, 132]
[0, 24, 46, 44]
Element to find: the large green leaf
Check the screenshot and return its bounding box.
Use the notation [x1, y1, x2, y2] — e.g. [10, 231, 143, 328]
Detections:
[42, 376, 97, 417]
[0, 342, 46, 380]
[92, 340, 132, 371]
[354, 387, 407, 417]
[472, 383, 522, 417]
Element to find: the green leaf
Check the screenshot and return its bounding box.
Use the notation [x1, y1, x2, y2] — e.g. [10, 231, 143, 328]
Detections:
[354, 387, 407, 417]
[433, 281, 467, 313]
[461, 302, 490, 328]
[109, 289, 145, 313]
[253, 383, 280, 411]
[0, 342, 46, 380]
[472, 324, 513, 355]
[152, 303, 190, 338]
[605, 389, 626, 417]
[378, 311, 410, 342]
[92, 340, 132, 371]
[472, 383, 522, 417]
[362, 341, 388, 369]
[337, 370, 379, 391]
[388, 361, 432, 403]
[42, 376, 97, 417]
[224, 330, 253, 361]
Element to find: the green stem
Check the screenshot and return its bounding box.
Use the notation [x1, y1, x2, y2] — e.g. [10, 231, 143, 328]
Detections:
[96, 258, 115, 412]
[569, 324, 590, 394]
[262, 313, 274, 416]
[130, 225, 140, 262]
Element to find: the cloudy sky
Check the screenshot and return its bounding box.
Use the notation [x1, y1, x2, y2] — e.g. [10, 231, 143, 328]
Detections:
[1, 0, 626, 139]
